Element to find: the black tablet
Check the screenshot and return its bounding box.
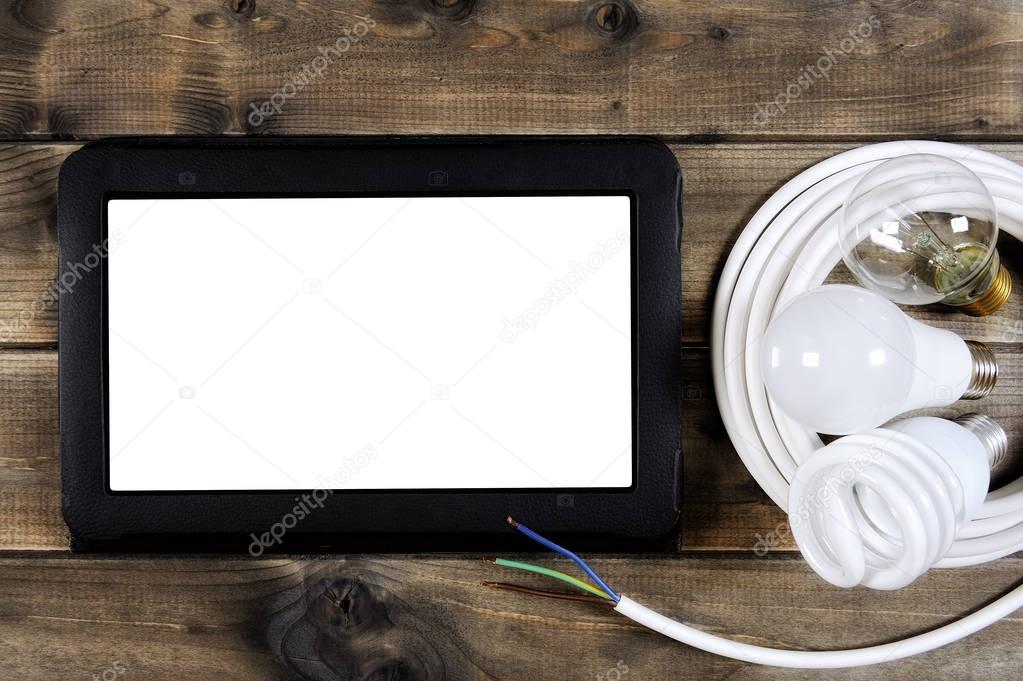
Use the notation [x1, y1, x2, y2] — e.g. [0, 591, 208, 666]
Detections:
[58, 137, 681, 551]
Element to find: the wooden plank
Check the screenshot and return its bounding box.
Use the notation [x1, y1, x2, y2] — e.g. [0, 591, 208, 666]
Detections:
[676, 142, 1023, 344]
[3, 142, 1023, 549]
[1, 1, 1023, 139]
[0, 349, 60, 550]
[1, 553, 1020, 680]
[3, 347, 1021, 552]
[682, 347, 1023, 551]
[5, 142, 1023, 346]
[0, 145, 67, 345]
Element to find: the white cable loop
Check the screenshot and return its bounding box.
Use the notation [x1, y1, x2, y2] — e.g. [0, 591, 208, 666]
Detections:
[614, 141, 1023, 668]
[711, 141, 1023, 564]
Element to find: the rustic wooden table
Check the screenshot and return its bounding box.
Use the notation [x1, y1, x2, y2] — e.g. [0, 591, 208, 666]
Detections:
[2, 1, 1022, 679]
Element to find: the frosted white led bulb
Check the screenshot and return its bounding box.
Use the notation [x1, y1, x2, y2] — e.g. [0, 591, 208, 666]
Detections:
[761, 285, 996, 435]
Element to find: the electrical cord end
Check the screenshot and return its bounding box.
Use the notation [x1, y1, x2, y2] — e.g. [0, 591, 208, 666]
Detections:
[505, 515, 520, 529]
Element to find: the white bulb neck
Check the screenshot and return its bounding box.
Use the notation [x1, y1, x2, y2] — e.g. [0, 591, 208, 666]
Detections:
[903, 317, 976, 408]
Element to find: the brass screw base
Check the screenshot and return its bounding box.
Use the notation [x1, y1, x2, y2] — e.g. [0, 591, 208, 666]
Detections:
[955, 264, 1012, 317]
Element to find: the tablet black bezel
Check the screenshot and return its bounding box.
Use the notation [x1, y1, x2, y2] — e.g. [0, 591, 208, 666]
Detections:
[58, 136, 681, 550]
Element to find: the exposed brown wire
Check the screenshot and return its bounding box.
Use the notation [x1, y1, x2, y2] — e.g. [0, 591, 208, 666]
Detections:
[480, 581, 616, 606]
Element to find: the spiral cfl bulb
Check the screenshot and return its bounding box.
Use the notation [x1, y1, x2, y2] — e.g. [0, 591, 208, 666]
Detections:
[839, 154, 1010, 316]
[760, 285, 997, 435]
[789, 414, 1006, 590]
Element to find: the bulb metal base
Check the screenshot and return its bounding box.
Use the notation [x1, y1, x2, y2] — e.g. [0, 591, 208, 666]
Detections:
[953, 413, 1008, 470]
[955, 264, 1012, 317]
[962, 340, 998, 400]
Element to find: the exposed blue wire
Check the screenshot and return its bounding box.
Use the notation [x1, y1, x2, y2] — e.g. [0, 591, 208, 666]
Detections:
[508, 518, 620, 602]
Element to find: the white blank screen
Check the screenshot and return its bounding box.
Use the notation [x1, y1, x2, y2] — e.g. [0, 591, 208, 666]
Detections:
[106, 196, 632, 491]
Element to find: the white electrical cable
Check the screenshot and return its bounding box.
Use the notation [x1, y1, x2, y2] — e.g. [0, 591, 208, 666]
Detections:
[614, 588, 1023, 669]
[613, 141, 1023, 667]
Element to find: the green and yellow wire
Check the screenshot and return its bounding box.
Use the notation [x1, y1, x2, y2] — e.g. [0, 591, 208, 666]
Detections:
[483, 556, 614, 602]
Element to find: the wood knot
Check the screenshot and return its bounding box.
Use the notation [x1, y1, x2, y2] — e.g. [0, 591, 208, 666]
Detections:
[710, 26, 732, 41]
[426, 0, 475, 20]
[592, 2, 635, 37]
[267, 573, 447, 680]
[229, 0, 254, 16]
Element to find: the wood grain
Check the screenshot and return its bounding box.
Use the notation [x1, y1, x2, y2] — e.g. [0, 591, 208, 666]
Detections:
[1, 1, 1023, 139]
[1, 553, 1020, 680]
[3, 1, 1023, 678]
[5, 142, 1023, 346]
[3, 344, 1021, 553]
[0, 145, 65, 345]
[681, 346, 1023, 552]
[0, 349, 60, 550]
[675, 142, 1023, 343]
[2, 143, 1023, 550]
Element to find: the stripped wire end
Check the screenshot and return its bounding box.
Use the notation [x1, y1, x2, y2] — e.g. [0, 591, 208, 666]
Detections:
[480, 581, 617, 606]
[487, 556, 612, 600]
[501, 516, 621, 602]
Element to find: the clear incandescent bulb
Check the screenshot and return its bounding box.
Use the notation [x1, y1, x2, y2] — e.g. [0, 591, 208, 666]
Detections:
[761, 285, 997, 435]
[839, 154, 1011, 316]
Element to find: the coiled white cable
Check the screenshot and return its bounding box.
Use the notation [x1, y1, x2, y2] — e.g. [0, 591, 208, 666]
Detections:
[613, 141, 1023, 667]
[713, 141, 1023, 564]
